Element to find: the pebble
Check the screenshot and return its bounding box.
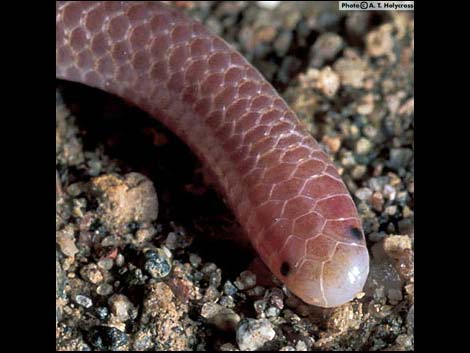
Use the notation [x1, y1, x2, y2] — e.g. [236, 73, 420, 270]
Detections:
[280, 346, 296, 351]
[387, 148, 413, 170]
[203, 285, 221, 302]
[369, 176, 387, 192]
[256, 1, 280, 9]
[274, 30, 292, 56]
[267, 288, 285, 309]
[72, 198, 87, 218]
[98, 258, 114, 271]
[405, 284, 414, 301]
[193, 271, 203, 282]
[282, 7, 301, 30]
[278, 56, 302, 85]
[341, 152, 356, 168]
[165, 229, 191, 249]
[96, 283, 113, 296]
[87, 325, 129, 351]
[115, 253, 125, 267]
[223, 280, 238, 296]
[351, 165, 367, 180]
[234, 271, 257, 290]
[386, 93, 403, 115]
[387, 288, 403, 304]
[247, 285, 266, 297]
[219, 343, 239, 351]
[210, 268, 222, 287]
[201, 302, 241, 331]
[382, 184, 397, 201]
[396, 191, 408, 204]
[282, 308, 301, 323]
[201, 262, 217, 276]
[315, 66, 340, 97]
[366, 24, 394, 58]
[371, 191, 384, 212]
[385, 205, 397, 216]
[75, 294, 93, 308]
[189, 253, 202, 268]
[80, 263, 104, 284]
[219, 295, 235, 308]
[236, 318, 276, 351]
[333, 52, 367, 88]
[132, 330, 154, 351]
[254, 299, 267, 317]
[355, 187, 373, 201]
[95, 306, 109, 320]
[322, 135, 341, 154]
[101, 235, 118, 247]
[326, 302, 363, 334]
[357, 94, 375, 115]
[363, 125, 378, 139]
[345, 12, 370, 40]
[56, 225, 79, 258]
[402, 205, 413, 218]
[394, 334, 413, 350]
[355, 137, 372, 155]
[86, 157, 103, 177]
[255, 26, 277, 47]
[399, 98, 414, 116]
[373, 163, 384, 177]
[349, 124, 360, 139]
[142, 247, 172, 279]
[310, 32, 344, 68]
[383, 235, 412, 259]
[265, 306, 280, 318]
[397, 249, 414, 282]
[108, 294, 136, 322]
[66, 182, 84, 197]
[365, 255, 403, 303]
[89, 173, 159, 231]
[295, 340, 308, 351]
[135, 226, 156, 243]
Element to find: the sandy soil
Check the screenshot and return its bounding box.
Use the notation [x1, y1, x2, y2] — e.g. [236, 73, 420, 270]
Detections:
[56, 2, 414, 350]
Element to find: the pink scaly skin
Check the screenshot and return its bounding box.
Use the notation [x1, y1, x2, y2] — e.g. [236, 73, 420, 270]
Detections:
[56, 1, 369, 308]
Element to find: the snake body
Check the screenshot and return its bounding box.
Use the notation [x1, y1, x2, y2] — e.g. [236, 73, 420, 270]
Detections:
[56, 1, 369, 308]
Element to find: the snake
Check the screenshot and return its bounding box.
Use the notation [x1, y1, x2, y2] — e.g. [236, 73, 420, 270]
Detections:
[56, 1, 369, 308]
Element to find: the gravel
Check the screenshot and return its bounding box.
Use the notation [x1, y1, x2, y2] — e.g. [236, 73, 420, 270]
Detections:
[201, 302, 241, 331]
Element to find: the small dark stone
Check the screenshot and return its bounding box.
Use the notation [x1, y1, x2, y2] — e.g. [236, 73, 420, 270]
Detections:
[89, 219, 106, 236]
[280, 262, 290, 276]
[95, 306, 109, 321]
[127, 221, 141, 232]
[121, 267, 145, 287]
[142, 248, 172, 279]
[223, 280, 238, 296]
[87, 326, 128, 350]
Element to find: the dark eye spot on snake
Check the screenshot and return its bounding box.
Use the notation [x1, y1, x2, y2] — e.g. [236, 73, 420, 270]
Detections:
[349, 227, 363, 240]
[280, 262, 290, 276]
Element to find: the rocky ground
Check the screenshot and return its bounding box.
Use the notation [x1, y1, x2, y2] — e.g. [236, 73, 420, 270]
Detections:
[56, 1, 414, 351]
